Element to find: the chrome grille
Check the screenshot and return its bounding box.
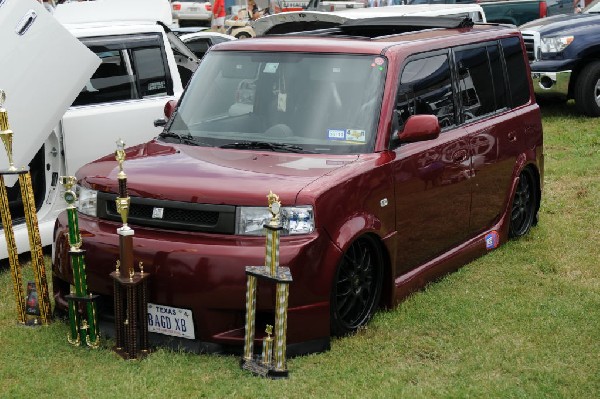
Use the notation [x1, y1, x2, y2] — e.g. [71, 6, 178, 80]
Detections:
[521, 31, 539, 62]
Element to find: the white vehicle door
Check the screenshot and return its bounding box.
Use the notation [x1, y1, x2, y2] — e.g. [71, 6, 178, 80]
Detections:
[61, 33, 180, 175]
[0, 0, 100, 175]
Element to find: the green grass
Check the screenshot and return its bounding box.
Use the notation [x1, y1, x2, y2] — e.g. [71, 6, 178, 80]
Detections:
[1, 101, 599, 398]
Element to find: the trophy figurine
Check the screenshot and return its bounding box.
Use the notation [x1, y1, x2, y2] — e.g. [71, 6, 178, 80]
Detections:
[0, 89, 51, 325]
[61, 176, 100, 347]
[241, 191, 292, 379]
[109, 139, 151, 360]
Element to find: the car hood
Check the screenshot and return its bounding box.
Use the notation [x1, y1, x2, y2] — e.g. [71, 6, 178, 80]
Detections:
[520, 13, 600, 34]
[0, 0, 99, 178]
[77, 140, 359, 206]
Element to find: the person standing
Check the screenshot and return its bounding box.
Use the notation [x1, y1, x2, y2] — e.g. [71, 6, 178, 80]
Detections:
[212, 0, 226, 32]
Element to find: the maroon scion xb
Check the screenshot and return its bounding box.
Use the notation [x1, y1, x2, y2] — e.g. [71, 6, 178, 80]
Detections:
[52, 17, 543, 355]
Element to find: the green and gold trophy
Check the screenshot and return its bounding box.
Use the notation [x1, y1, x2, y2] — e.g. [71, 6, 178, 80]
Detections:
[109, 139, 151, 360]
[0, 89, 51, 326]
[61, 176, 100, 347]
[241, 191, 292, 379]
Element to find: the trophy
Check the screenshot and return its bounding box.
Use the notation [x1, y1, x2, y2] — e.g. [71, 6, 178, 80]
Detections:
[61, 176, 100, 347]
[241, 191, 292, 379]
[0, 89, 51, 325]
[109, 139, 151, 360]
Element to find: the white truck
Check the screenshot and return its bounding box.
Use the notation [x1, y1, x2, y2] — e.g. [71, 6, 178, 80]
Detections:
[0, 0, 198, 260]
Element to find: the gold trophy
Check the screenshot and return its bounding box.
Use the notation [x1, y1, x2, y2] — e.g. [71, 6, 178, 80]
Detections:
[241, 191, 292, 379]
[0, 89, 51, 326]
[61, 176, 100, 347]
[109, 139, 151, 360]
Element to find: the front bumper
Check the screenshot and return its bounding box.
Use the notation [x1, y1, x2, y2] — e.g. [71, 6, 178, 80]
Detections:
[52, 213, 340, 354]
[531, 70, 572, 99]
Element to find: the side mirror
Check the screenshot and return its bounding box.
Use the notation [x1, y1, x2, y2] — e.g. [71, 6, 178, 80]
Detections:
[164, 99, 178, 120]
[397, 114, 440, 143]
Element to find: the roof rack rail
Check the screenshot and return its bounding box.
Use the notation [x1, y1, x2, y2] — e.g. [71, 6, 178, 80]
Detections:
[277, 16, 474, 39]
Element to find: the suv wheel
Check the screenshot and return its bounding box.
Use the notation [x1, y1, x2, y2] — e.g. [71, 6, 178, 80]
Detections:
[574, 61, 600, 117]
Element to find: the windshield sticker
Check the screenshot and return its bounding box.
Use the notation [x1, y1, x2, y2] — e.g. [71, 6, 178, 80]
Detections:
[485, 231, 499, 250]
[346, 129, 366, 142]
[332, 67, 341, 73]
[328, 129, 346, 140]
[371, 57, 386, 71]
[263, 63, 279, 74]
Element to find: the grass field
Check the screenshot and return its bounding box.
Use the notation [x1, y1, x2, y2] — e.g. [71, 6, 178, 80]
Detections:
[1, 102, 599, 398]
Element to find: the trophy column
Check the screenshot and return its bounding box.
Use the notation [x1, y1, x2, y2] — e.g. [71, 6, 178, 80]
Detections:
[61, 176, 100, 347]
[241, 191, 293, 379]
[0, 90, 51, 326]
[109, 139, 151, 360]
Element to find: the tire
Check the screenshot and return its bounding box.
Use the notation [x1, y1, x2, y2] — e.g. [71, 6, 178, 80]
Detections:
[330, 235, 383, 336]
[509, 168, 538, 238]
[236, 32, 251, 39]
[574, 61, 600, 117]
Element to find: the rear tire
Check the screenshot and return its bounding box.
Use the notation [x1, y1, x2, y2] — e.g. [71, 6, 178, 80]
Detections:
[574, 61, 600, 117]
[330, 235, 383, 336]
[509, 168, 538, 238]
[236, 32, 251, 39]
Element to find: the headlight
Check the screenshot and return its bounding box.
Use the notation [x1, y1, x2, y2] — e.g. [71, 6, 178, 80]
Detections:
[235, 206, 314, 236]
[540, 36, 574, 53]
[76, 185, 98, 217]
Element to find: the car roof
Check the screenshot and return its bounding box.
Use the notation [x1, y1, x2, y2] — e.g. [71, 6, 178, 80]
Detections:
[215, 19, 517, 55]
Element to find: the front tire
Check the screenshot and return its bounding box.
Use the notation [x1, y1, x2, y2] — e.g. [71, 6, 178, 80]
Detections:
[574, 61, 600, 117]
[509, 168, 538, 238]
[331, 235, 383, 336]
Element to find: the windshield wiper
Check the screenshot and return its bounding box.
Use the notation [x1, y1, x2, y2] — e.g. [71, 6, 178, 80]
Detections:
[220, 141, 311, 153]
[158, 132, 212, 147]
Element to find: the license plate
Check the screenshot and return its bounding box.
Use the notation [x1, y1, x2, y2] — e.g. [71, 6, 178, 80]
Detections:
[147, 303, 195, 340]
[189, 7, 198, 11]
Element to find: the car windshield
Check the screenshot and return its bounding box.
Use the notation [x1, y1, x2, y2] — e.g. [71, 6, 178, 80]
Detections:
[167, 51, 387, 154]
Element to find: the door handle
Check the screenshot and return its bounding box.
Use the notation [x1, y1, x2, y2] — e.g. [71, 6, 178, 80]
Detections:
[452, 149, 468, 163]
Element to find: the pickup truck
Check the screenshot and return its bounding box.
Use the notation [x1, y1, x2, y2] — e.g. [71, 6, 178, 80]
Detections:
[406, 0, 574, 25]
[521, 0, 600, 116]
[0, 0, 198, 260]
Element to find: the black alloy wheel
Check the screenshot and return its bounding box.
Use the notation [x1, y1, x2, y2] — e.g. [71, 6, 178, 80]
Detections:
[509, 168, 538, 238]
[331, 235, 383, 336]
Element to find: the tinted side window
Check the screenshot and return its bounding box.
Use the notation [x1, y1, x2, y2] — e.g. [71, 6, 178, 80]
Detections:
[131, 47, 168, 98]
[501, 37, 530, 107]
[454, 44, 508, 121]
[72, 50, 134, 106]
[184, 38, 211, 59]
[73, 34, 171, 107]
[397, 53, 455, 130]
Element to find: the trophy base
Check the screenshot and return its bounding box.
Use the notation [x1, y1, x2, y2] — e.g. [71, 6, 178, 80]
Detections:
[22, 316, 42, 327]
[113, 346, 151, 361]
[0, 167, 28, 175]
[240, 357, 289, 379]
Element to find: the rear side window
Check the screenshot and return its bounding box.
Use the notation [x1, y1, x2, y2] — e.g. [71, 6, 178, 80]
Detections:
[501, 36, 530, 107]
[396, 53, 456, 131]
[73, 34, 171, 107]
[454, 43, 508, 121]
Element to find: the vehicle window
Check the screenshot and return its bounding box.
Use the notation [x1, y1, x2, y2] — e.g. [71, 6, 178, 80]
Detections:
[396, 53, 455, 131]
[130, 47, 169, 98]
[501, 37, 530, 107]
[453, 44, 507, 121]
[168, 51, 387, 154]
[72, 50, 134, 106]
[73, 34, 172, 107]
[184, 38, 211, 59]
